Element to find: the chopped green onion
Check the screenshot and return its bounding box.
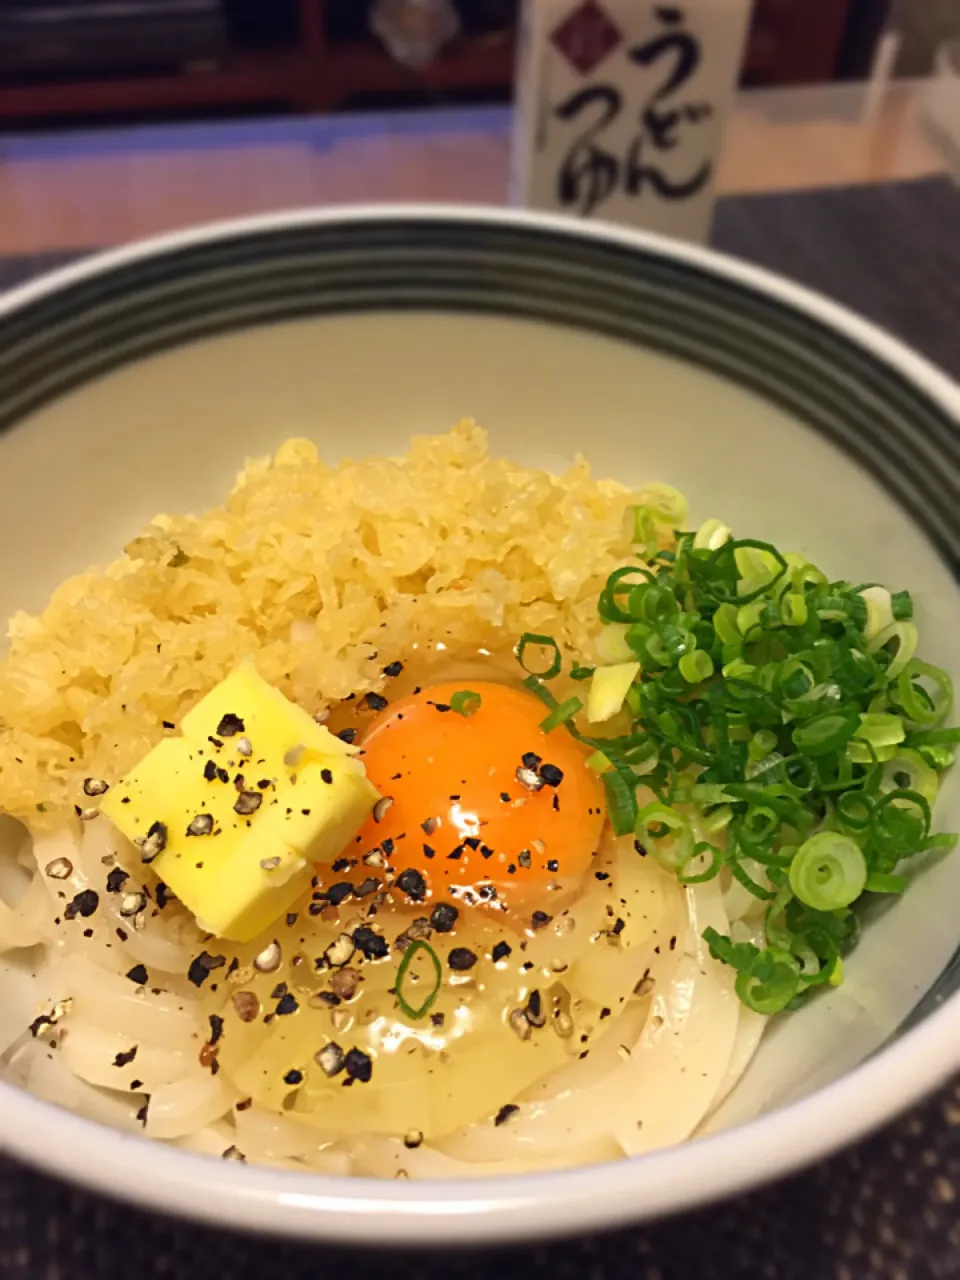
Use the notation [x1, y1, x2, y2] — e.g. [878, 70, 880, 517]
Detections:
[891, 591, 914, 621]
[586, 749, 613, 773]
[640, 483, 689, 528]
[780, 592, 808, 627]
[603, 768, 638, 836]
[636, 802, 694, 871]
[395, 940, 442, 1020]
[526, 520, 956, 1016]
[678, 650, 714, 684]
[540, 697, 583, 734]
[879, 748, 938, 806]
[450, 690, 482, 718]
[854, 712, 906, 750]
[789, 832, 867, 911]
[693, 518, 733, 551]
[896, 658, 952, 728]
[516, 633, 562, 680]
[570, 665, 595, 682]
[865, 872, 908, 895]
[677, 841, 722, 885]
[868, 620, 918, 678]
[859, 586, 893, 641]
[624, 505, 657, 551]
[792, 710, 860, 757]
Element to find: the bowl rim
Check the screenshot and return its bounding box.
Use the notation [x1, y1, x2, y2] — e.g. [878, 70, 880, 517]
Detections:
[1, 202, 959, 1244]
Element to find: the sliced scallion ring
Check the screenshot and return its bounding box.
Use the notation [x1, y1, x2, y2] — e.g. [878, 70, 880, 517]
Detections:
[516, 633, 562, 680]
[788, 832, 867, 911]
[395, 940, 442, 1020]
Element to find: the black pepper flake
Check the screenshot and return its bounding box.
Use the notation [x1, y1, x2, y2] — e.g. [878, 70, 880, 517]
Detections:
[480, 844, 495, 860]
[156, 882, 173, 910]
[129, 1079, 144, 1091]
[284, 1069, 304, 1086]
[216, 767, 230, 784]
[105, 868, 129, 894]
[364, 692, 389, 712]
[208, 736, 224, 749]
[396, 868, 427, 902]
[271, 982, 288, 999]
[321, 768, 334, 785]
[352, 926, 389, 960]
[494, 1104, 519, 1127]
[135, 1102, 149, 1126]
[216, 713, 245, 737]
[139, 821, 167, 863]
[337, 728, 357, 744]
[430, 1012, 445, 1028]
[324, 882, 354, 907]
[546, 859, 560, 872]
[209, 1015, 224, 1045]
[162, 720, 176, 730]
[531, 910, 552, 930]
[187, 951, 226, 988]
[462, 836, 480, 850]
[113, 1047, 138, 1068]
[431, 702, 452, 713]
[499, 792, 511, 803]
[203, 759, 218, 782]
[355, 877, 380, 897]
[332, 858, 350, 873]
[552, 794, 560, 812]
[595, 871, 610, 882]
[612, 918, 626, 936]
[186, 813, 214, 837]
[65, 889, 99, 920]
[521, 752, 542, 771]
[539, 763, 564, 787]
[429, 902, 459, 933]
[383, 661, 403, 678]
[634, 840, 647, 857]
[669, 935, 677, 951]
[381, 838, 394, 856]
[275, 993, 299, 1016]
[344, 1048, 373, 1083]
[234, 790, 263, 816]
[491, 941, 512, 962]
[447, 846, 464, 862]
[422, 844, 436, 859]
[126, 964, 148, 985]
[286, 912, 299, 927]
[448, 947, 477, 971]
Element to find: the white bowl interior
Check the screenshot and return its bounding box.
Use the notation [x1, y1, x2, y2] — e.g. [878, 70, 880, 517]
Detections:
[2, 308, 959, 1164]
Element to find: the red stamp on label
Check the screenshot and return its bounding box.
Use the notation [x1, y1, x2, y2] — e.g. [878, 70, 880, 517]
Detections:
[550, 1, 624, 76]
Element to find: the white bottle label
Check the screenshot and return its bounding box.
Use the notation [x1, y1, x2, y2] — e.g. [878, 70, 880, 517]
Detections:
[511, 0, 754, 243]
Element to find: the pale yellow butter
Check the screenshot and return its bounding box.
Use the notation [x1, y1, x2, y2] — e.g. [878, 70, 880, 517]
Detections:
[100, 664, 379, 942]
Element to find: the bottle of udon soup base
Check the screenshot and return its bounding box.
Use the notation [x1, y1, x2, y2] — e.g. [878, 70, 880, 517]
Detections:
[510, 0, 754, 244]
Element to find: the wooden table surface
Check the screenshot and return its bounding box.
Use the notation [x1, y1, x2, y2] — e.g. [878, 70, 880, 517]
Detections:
[0, 79, 950, 257]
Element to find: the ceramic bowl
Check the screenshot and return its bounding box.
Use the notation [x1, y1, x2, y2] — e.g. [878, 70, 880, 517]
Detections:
[1, 206, 959, 1243]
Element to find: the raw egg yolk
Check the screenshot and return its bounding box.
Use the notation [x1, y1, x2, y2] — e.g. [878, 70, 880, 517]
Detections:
[354, 681, 606, 909]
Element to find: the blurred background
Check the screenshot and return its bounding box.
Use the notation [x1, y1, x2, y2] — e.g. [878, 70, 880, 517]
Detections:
[0, 0, 955, 123]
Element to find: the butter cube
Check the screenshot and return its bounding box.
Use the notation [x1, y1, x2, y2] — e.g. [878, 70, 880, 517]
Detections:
[101, 664, 379, 942]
